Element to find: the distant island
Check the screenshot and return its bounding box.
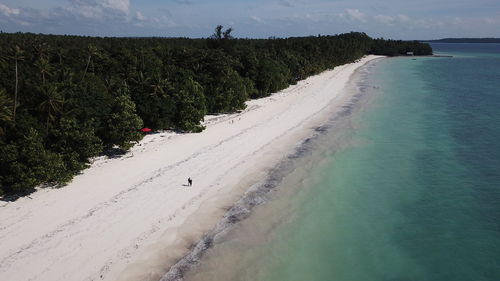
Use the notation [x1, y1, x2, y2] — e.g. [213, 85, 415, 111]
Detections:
[425, 38, 500, 43]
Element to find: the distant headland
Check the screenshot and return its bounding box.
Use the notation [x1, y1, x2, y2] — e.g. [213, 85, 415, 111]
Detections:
[424, 38, 500, 43]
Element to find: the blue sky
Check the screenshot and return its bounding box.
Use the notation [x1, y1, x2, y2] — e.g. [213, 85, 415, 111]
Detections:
[1, 0, 499, 39]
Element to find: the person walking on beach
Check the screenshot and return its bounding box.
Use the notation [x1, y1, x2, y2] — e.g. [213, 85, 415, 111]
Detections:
[188, 177, 192, 186]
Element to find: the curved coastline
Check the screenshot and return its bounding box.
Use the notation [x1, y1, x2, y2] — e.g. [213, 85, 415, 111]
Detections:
[159, 57, 384, 281]
[0, 56, 383, 281]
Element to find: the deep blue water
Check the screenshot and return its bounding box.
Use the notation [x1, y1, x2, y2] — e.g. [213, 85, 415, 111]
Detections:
[184, 44, 500, 281]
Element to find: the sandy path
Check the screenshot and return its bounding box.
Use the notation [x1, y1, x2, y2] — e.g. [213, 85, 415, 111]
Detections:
[0, 56, 381, 281]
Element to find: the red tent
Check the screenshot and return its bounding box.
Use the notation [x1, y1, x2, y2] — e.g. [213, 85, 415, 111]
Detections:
[140, 128, 152, 132]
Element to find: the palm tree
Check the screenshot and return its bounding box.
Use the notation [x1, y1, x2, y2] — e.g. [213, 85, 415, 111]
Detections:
[2, 45, 25, 124]
[35, 58, 53, 86]
[131, 71, 151, 92]
[0, 89, 13, 136]
[55, 48, 67, 66]
[211, 25, 224, 40]
[81, 45, 99, 83]
[38, 84, 64, 133]
[223, 27, 234, 39]
[33, 42, 50, 60]
[149, 74, 169, 97]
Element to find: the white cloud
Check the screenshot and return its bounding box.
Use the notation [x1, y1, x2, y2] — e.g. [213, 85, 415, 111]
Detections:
[346, 9, 366, 22]
[484, 17, 498, 24]
[373, 13, 416, 26]
[304, 13, 321, 23]
[452, 17, 463, 25]
[75, 5, 103, 19]
[398, 14, 410, 22]
[173, 0, 193, 5]
[70, 0, 130, 19]
[250, 15, 264, 23]
[136, 11, 145, 21]
[0, 3, 20, 17]
[374, 14, 394, 25]
[102, 0, 130, 14]
[279, 0, 300, 7]
[152, 14, 176, 27]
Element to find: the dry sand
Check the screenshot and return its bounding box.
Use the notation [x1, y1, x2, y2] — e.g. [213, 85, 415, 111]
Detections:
[0, 55, 382, 281]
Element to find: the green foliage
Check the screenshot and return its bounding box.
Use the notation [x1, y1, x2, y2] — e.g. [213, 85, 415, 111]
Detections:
[38, 83, 64, 133]
[370, 39, 433, 56]
[130, 72, 176, 130]
[197, 50, 248, 112]
[101, 84, 143, 150]
[0, 30, 432, 196]
[171, 73, 207, 131]
[49, 118, 103, 172]
[0, 128, 70, 194]
[0, 88, 13, 136]
[255, 58, 290, 98]
[208, 25, 235, 50]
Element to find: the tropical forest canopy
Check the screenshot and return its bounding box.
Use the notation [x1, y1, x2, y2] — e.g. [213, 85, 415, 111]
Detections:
[0, 28, 432, 196]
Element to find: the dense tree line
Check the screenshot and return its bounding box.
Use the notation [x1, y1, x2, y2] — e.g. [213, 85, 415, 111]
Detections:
[0, 29, 432, 196]
[370, 38, 433, 56]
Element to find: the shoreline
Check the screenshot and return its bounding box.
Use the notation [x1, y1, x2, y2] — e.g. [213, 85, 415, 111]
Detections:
[160, 56, 383, 281]
[0, 55, 383, 281]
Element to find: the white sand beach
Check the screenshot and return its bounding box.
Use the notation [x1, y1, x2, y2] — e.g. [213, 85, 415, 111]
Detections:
[0, 55, 382, 281]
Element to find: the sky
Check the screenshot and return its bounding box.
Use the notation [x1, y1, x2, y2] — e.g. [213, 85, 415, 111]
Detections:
[0, 0, 499, 39]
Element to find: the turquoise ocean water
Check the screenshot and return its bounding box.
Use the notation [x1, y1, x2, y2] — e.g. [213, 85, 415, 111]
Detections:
[182, 44, 500, 281]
